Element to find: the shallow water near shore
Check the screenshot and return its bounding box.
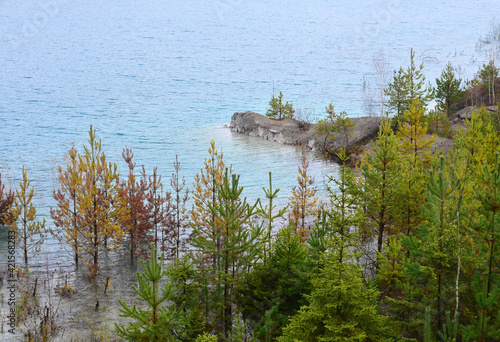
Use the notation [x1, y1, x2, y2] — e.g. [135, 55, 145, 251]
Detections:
[0, 0, 497, 339]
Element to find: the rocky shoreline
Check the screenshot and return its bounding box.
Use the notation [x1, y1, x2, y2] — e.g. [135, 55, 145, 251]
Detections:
[230, 111, 382, 153]
[230, 106, 499, 164]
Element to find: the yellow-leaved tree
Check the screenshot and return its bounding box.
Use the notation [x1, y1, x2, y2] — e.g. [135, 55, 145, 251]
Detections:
[77, 126, 128, 269]
[51, 146, 83, 268]
[8, 166, 46, 266]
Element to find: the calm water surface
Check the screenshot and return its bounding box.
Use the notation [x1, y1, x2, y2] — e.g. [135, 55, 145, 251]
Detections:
[0, 1, 497, 340]
[0, 0, 497, 262]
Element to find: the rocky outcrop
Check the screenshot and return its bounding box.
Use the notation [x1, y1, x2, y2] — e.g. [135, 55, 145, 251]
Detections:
[230, 111, 317, 148]
[230, 111, 383, 152]
[452, 105, 498, 121]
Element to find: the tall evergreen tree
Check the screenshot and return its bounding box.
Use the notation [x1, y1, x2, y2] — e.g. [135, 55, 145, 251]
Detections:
[435, 62, 462, 116]
[404, 157, 460, 334]
[354, 118, 400, 266]
[237, 224, 311, 341]
[192, 170, 262, 340]
[315, 103, 341, 151]
[326, 149, 362, 267]
[462, 154, 500, 341]
[314, 103, 356, 154]
[191, 140, 228, 266]
[392, 98, 435, 237]
[256, 172, 287, 260]
[385, 68, 408, 121]
[385, 49, 433, 122]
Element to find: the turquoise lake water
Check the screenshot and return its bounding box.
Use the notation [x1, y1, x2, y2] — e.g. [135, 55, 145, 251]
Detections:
[0, 0, 497, 230]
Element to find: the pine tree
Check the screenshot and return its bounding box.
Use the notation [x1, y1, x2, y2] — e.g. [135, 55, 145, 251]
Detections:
[166, 255, 206, 341]
[278, 247, 394, 342]
[266, 91, 295, 120]
[115, 247, 184, 341]
[256, 172, 287, 260]
[426, 109, 451, 138]
[77, 126, 127, 268]
[190, 140, 229, 334]
[192, 170, 261, 340]
[169, 155, 189, 260]
[315, 103, 341, 151]
[237, 225, 311, 341]
[453, 107, 500, 180]
[191, 140, 228, 263]
[355, 118, 400, 266]
[376, 235, 408, 299]
[385, 49, 433, 122]
[435, 62, 462, 116]
[51, 146, 83, 267]
[289, 156, 318, 241]
[385, 68, 409, 121]
[7, 166, 46, 265]
[398, 98, 435, 167]
[314, 103, 356, 154]
[326, 149, 362, 266]
[463, 153, 500, 341]
[404, 157, 460, 334]
[391, 98, 434, 237]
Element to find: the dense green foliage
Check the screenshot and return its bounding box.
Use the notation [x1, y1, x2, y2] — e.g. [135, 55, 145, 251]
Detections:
[385, 48, 433, 122]
[435, 62, 462, 116]
[266, 91, 295, 120]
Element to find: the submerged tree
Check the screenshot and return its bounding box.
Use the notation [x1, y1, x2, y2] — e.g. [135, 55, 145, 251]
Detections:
[51, 146, 83, 267]
[169, 155, 189, 260]
[77, 126, 127, 268]
[120, 147, 152, 263]
[145, 167, 170, 253]
[0, 173, 14, 226]
[8, 167, 46, 265]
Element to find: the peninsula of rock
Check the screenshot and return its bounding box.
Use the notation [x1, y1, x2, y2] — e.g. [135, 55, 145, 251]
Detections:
[230, 111, 382, 153]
